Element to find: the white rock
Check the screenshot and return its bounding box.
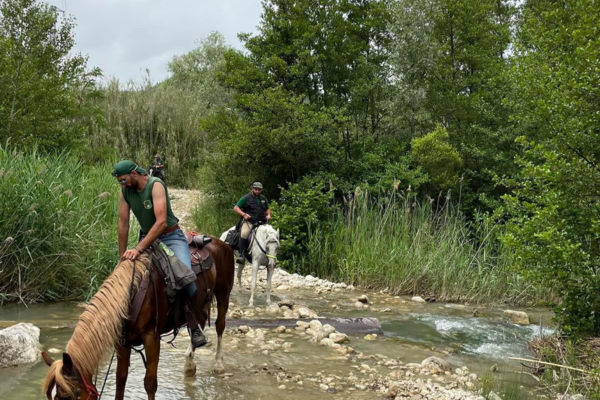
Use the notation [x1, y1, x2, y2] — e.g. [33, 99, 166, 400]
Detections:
[421, 357, 452, 374]
[319, 383, 329, 391]
[298, 307, 311, 318]
[503, 310, 530, 325]
[320, 338, 335, 347]
[296, 321, 310, 329]
[266, 304, 280, 314]
[322, 324, 336, 337]
[275, 326, 287, 334]
[309, 320, 323, 331]
[412, 296, 426, 303]
[329, 333, 350, 344]
[358, 294, 369, 304]
[0, 323, 41, 367]
[238, 325, 250, 334]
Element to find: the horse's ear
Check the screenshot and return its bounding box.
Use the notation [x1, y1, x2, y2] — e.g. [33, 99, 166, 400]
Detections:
[42, 351, 54, 366]
[62, 353, 75, 375]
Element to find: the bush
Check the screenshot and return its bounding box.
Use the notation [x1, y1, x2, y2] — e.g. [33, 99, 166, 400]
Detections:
[411, 125, 461, 191]
[0, 148, 124, 302]
[270, 174, 336, 268]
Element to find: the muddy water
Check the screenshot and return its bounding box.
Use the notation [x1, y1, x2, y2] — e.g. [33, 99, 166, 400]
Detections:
[0, 282, 552, 399]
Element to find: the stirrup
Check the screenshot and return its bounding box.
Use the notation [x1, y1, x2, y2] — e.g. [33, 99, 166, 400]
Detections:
[191, 328, 208, 348]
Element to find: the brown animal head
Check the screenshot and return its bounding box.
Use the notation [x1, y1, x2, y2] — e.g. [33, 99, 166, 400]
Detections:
[42, 352, 88, 400]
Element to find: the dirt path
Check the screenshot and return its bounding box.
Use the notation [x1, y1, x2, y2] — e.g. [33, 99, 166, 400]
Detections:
[168, 188, 202, 232]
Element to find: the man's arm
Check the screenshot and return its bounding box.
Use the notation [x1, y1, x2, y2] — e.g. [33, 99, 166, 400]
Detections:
[121, 183, 168, 261]
[137, 183, 168, 251]
[118, 192, 130, 257]
[233, 197, 251, 220]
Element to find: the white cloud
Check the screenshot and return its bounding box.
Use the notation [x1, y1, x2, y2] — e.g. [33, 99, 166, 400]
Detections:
[45, 0, 262, 82]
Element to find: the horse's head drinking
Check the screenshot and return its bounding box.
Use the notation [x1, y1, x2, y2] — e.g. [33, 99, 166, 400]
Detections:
[42, 352, 90, 400]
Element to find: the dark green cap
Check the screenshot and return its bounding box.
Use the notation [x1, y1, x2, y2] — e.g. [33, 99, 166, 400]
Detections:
[112, 160, 148, 177]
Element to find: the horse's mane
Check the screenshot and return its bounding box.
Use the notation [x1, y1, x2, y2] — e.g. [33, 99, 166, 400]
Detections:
[257, 224, 278, 241]
[43, 256, 149, 395]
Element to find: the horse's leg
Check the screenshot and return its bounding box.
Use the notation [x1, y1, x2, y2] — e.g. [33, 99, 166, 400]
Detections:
[249, 261, 259, 307]
[214, 291, 230, 373]
[115, 345, 131, 400]
[143, 334, 160, 400]
[237, 262, 244, 290]
[266, 266, 274, 305]
[184, 343, 197, 377]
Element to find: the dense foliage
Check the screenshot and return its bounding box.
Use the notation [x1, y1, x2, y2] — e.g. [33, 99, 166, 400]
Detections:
[502, 0, 600, 336]
[0, 148, 124, 302]
[0, 0, 100, 152]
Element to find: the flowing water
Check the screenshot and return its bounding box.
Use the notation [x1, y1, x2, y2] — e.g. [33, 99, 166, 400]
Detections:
[0, 284, 553, 399]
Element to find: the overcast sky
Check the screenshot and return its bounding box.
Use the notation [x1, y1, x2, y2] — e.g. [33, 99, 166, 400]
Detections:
[45, 0, 263, 83]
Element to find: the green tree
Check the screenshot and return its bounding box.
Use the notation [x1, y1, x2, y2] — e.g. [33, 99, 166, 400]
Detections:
[0, 0, 100, 152]
[388, 0, 438, 138]
[202, 0, 395, 194]
[502, 0, 600, 336]
[389, 0, 516, 210]
[412, 125, 461, 191]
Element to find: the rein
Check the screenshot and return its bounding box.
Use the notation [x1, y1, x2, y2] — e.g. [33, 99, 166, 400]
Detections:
[78, 366, 100, 399]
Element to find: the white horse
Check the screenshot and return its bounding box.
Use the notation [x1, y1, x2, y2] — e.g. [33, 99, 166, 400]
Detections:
[220, 224, 280, 306]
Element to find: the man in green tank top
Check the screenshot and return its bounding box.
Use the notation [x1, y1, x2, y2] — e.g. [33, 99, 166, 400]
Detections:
[112, 160, 207, 348]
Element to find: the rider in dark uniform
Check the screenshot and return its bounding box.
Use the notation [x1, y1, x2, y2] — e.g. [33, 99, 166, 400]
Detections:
[232, 182, 271, 264]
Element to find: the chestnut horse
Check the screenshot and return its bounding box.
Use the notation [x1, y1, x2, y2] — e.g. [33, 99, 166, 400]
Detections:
[41, 238, 234, 400]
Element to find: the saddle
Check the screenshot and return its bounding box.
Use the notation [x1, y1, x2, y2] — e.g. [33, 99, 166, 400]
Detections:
[185, 231, 214, 273]
[126, 233, 214, 330]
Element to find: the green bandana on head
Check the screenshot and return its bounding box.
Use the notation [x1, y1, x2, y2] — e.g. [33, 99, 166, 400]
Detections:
[112, 160, 148, 177]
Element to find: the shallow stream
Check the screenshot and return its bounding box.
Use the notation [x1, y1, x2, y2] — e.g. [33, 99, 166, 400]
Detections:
[0, 279, 553, 399]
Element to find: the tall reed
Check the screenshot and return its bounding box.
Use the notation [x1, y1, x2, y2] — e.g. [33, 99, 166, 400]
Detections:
[85, 75, 215, 187]
[299, 190, 549, 305]
[0, 148, 123, 303]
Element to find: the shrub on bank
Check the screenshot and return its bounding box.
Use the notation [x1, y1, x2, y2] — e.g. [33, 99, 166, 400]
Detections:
[298, 190, 550, 305]
[0, 148, 122, 302]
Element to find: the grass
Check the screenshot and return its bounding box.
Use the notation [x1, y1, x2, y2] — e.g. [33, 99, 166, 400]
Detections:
[0, 148, 127, 303]
[190, 194, 239, 237]
[298, 190, 551, 305]
[481, 372, 533, 400]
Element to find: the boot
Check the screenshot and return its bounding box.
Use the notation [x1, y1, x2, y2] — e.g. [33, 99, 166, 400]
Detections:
[237, 238, 249, 264]
[184, 298, 208, 348]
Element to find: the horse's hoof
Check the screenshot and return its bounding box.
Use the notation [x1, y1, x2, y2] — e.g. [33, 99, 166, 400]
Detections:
[184, 364, 197, 377]
[214, 363, 225, 374]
